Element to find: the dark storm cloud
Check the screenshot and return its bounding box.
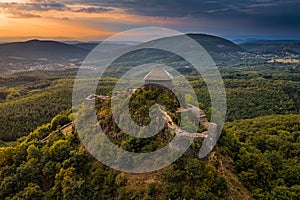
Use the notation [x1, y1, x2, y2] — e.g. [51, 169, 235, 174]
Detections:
[64, 0, 300, 35]
[1, 0, 299, 36]
[64, 0, 298, 17]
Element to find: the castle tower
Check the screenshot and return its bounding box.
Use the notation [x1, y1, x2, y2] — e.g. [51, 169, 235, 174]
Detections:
[144, 66, 173, 89]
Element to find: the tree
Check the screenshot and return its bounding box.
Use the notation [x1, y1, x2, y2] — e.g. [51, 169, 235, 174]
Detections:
[27, 144, 41, 161]
[50, 113, 71, 131]
[12, 183, 44, 200]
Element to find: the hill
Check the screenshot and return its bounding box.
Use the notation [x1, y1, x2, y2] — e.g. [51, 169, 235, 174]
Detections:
[73, 42, 132, 51]
[0, 40, 90, 61]
[187, 33, 245, 53]
[0, 108, 299, 199]
[0, 34, 247, 75]
[101, 33, 246, 76]
[0, 34, 244, 67]
[240, 40, 300, 54]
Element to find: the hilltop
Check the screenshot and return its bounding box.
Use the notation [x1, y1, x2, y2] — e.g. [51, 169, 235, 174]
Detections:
[0, 106, 299, 199]
[0, 40, 89, 61]
[187, 33, 245, 53]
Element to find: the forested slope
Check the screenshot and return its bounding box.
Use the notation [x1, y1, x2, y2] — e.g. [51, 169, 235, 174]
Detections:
[0, 107, 299, 199]
[220, 114, 300, 199]
[1, 67, 300, 141]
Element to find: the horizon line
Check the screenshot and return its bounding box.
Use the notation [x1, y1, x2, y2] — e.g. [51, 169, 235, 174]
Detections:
[1, 33, 300, 44]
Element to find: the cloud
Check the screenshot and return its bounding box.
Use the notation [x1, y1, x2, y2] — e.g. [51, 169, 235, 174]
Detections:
[2, 0, 300, 22]
[60, 0, 279, 17]
[71, 7, 114, 13]
[0, 0, 114, 18]
[80, 0, 300, 34]
[0, 1, 67, 18]
[1, 0, 300, 37]
[8, 11, 41, 18]
[58, 0, 300, 24]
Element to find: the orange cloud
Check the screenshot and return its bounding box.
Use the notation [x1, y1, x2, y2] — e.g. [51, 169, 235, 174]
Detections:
[0, 1, 186, 41]
[0, 15, 116, 41]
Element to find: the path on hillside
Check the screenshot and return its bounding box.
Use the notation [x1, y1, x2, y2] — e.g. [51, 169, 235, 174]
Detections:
[41, 122, 73, 143]
[157, 105, 208, 139]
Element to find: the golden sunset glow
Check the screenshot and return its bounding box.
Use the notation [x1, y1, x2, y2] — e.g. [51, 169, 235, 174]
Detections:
[0, 17, 116, 41]
[0, 0, 184, 41]
[0, 0, 29, 2]
[1, 0, 298, 41]
[0, 3, 112, 41]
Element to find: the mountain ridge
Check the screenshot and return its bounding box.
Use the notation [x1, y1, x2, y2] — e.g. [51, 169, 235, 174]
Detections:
[0, 34, 245, 61]
[0, 39, 89, 61]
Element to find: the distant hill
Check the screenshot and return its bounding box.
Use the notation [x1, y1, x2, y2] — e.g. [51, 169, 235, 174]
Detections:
[73, 42, 99, 51]
[187, 34, 245, 53]
[73, 42, 133, 52]
[240, 40, 300, 54]
[138, 33, 245, 53]
[103, 33, 246, 73]
[0, 34, 246, 75]
[31, 34, 243, 56]
[0, 39, 90, 61]
[0, 34, 244, 61]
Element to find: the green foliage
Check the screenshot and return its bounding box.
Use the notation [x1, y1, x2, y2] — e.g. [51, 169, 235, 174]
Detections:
[1, 64, 300, 142]
[115, 172, 127, 186]
[12, 183, 44, 200]
[0, 109, 229, 200]
[222, 114, 300, 199]
[0, 114, 121, 199]
[50, 111, 71, 131]
[163, 158, 227, 199]
[97, 87, 179, 153]
[0, 62, 299, 199]
[0, 79, 73, 141]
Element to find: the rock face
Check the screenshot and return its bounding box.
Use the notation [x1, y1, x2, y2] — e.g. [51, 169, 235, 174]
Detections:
[156, 103, 212, 139]
[176, 104, 218, 158]
[177, 105, 208, 126]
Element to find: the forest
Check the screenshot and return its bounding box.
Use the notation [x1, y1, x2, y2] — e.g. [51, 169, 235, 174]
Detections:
[0, 108, 299, 199]
[0, 65, 299, 141]
[0, 59, 299, 199]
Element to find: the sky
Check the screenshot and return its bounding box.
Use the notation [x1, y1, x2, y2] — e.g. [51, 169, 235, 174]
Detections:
[0, 0, 300, 42]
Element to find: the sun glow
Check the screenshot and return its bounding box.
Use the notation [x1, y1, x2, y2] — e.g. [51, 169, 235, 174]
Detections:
[0, 0, 29, 2]
[0, 0, 183, 41]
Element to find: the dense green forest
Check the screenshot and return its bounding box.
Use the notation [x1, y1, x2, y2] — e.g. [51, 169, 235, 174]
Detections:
[0, 109, 298, 199]
[221, 114, 300, 199]
[0, 65, 299, 141]
[0, 73, 74, 141]
[0, 61, 299, 199]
